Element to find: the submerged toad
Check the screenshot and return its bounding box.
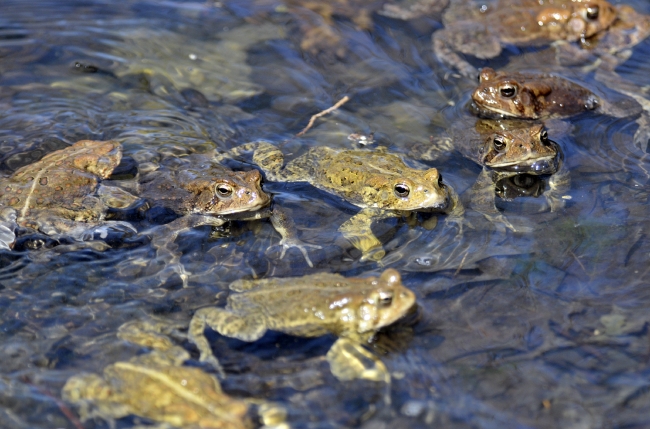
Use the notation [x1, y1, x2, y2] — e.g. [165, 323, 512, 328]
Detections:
[137, 153, 320, 285]
[433, 0, 618, 78]
[471, 67, 650, 150]
[216, 142, 461, 261]
[0, 140, 138, 250]
[62, 346, 285, 429]
[272, 0, 448, 58]
[189, 268, 415, 381]
[414, 119, 567, 229]
[139, 153, 271, 220]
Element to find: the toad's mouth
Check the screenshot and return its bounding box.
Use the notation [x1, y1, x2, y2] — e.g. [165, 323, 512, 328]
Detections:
[469, 101, 530, 120]
[490, 154, 559, 174]
[409, 187, 452, 212]
[210, 195, 271, 216]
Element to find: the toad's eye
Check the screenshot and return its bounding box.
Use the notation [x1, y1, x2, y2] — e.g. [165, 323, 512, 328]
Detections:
[586, 5, 599, 20]
[438, 173, 444, 187]
[500, 85, 516, 98]
[394, 183, 410, 198]
[378, 291, 393, 307]
[493, 136, 506, 151]
[215, 184, 233, 198]
[540, 130, 549, 144]
[513, 174, 536, 189]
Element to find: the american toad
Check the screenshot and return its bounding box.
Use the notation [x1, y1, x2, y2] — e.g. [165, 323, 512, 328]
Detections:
[0, 140, 138, 250]
[216, 142, 460, 261]
[472, 67, 601, 119]
[136, 152, 320, 286]
[414, 119, 568, 230]
[432, 0, 618, 78]
[62, 346, 285, 429]
[189, 268, 415, 383]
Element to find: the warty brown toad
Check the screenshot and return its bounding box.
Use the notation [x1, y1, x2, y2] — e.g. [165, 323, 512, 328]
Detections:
[432, 0, 618, 79]
[189, 268, 415, 383]
[0, 140, 138, 250]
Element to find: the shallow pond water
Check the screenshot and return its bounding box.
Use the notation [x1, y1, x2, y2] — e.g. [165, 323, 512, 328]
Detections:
[0, 0, 649, 428]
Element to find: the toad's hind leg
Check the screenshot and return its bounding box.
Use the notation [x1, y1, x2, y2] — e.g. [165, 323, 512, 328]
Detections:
[214, 141, 286, 181]
[270, 205, 321, 267]
[432, 25, 501, 80]
[188, 308, 267, 375]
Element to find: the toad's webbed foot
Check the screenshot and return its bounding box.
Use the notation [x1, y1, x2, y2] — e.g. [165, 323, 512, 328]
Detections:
[272, 238, 322, 268]
[269, 205, 321, 267]
[79, 221, 137, 241]
[0, 209, 17, 250]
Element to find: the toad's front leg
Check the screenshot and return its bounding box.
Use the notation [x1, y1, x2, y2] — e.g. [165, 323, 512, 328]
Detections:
[544, 161, 571, 213]
[230, 205, 322, 268]
[146, 214, 226, 287]
[470, 169, 516, 233]
[188, 307, 267, 376]
[339, 208, 396, 262]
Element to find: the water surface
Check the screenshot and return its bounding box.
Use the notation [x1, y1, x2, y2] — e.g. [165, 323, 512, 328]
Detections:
[0, 1, 649, 428]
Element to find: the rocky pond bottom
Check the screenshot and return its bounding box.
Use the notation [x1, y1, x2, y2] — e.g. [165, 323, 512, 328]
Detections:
[0, 0, 649, 428]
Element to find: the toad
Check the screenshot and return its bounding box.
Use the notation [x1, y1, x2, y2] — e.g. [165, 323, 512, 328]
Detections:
[216, 142, 461, 261]
[413, 119, 568, 230]
[62, 345, 286, 429]
[471, 67, 601, 119]
[471, 67, 650, 150]
[0, 140, 138, 250]
[432, 0, 618, 79]
[189, 268, 415, 383]
[136, 152, 321, 285]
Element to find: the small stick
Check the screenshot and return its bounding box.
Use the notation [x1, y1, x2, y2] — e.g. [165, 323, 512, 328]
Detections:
[453, 248, 469, 278]
[296, 95, 350, 137]
[19, 377, 85, 429]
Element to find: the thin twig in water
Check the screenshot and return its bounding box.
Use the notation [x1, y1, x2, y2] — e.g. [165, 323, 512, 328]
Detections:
[20, 377, 84, 429]
[453, 248, 469, 278]
[569, 250, 587, 275]
[296, 96, 350, 137]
